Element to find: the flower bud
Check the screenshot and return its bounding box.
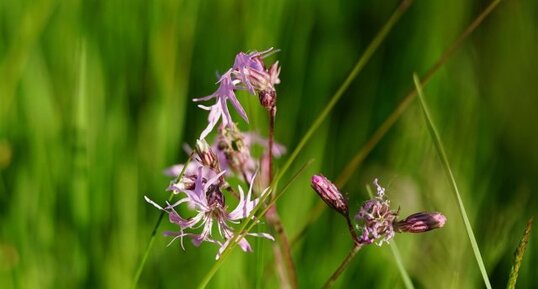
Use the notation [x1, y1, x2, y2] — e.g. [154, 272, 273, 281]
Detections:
[311, 174, 348, 216]
[195, 139, 220, 171]
[395, 212, 447, 233]
[259, 89, 277, 111]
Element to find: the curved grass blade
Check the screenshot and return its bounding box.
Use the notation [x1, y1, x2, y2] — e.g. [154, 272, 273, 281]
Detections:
[413, 73, 492, 289]
[506, 218, 533, 289]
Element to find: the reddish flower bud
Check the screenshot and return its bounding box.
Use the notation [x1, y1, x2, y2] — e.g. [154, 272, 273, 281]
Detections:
[395, 212, 447, 233]
[195, 139, 220, 171]
[311, 174, 348, 216]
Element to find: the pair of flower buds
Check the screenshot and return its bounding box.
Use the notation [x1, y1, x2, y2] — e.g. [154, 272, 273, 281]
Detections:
[311, 175, 446, 246]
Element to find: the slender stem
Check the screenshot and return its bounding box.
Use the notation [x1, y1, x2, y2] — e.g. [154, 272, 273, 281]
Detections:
[266, 106, 298, 289]
[345, 215, 359, 244]
[269, 108, 275, 186]
[322, 244, 363, 289]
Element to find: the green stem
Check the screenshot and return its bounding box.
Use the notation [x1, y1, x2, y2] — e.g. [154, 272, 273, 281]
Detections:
[321, 244, 363, 289]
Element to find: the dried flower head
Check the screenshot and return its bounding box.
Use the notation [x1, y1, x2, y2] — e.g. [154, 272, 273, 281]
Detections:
[355, 179, 398, 245]
[311, 174, 349, 216]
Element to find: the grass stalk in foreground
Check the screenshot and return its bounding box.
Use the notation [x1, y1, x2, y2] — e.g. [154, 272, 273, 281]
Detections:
[506, 218, 533, 289]
[132, 154, 193, 288]
[197, 1, 414, 287]
[413, 73, 492, 289]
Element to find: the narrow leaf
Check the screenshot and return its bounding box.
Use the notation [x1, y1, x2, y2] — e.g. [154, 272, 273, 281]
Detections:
[413, 73, 492, 289]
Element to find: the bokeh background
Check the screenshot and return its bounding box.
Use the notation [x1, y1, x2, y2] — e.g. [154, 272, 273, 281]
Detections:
[1, 0, 537, 288]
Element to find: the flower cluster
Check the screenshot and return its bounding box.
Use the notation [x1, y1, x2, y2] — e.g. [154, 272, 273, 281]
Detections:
[194, 48, 281, 139]
[146, 49, 283, 259]
[310, 175, 446, 246]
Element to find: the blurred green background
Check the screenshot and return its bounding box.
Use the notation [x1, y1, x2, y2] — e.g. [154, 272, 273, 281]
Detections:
[1, 0, 537, 288]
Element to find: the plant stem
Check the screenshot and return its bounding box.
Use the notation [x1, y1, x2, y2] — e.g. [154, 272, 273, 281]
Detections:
[266, 106, 298, 289]
[322, 244, 363, 289]
[269, 107, 275, 186]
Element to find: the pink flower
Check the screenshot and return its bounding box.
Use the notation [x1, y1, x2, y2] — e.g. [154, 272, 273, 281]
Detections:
[194, 75, 248, 140]
[194, 48, 281, 138]
[145, 171, 274, 259]
[355, 179, 398, 245]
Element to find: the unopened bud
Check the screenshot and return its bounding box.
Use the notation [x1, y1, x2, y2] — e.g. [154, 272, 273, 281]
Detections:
[195, 139, 219, 171]
[311, 174, 348, 216]
[395, 212, 447, 233]
[259, 89, 276, 111]
[167, 175, 197, 193]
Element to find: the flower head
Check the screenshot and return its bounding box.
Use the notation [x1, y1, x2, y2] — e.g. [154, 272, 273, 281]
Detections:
[194, 75, 248, 140]
[231, 48, 280, 96]
[145, 172, 274, 259]
[355, 179, 398, 245]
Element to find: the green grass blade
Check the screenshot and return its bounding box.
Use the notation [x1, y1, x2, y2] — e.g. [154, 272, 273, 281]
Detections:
[389, 242, 415, 289]
[413, 74, 492, 289]
[506, 218, 533, 289]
